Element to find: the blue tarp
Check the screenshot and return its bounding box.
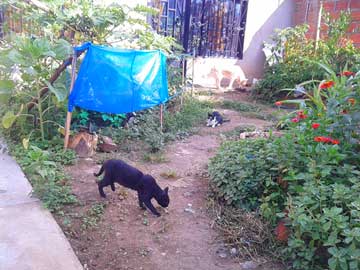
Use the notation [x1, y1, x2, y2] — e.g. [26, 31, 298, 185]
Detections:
[68, 43, 168, 114]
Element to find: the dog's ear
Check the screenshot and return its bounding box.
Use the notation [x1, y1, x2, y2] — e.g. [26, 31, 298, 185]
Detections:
[208, 112, 212, 117]
[164, 187, 169, 194]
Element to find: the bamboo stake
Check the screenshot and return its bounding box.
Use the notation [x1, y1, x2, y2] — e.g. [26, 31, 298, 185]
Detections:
[64, 50, 78, 149]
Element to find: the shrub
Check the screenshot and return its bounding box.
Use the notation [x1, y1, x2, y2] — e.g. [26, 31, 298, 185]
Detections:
[253, 12, 360, 102]
[209, 138, 274, 211]
[11, 144, 77, 212]
[209, 64, 360, 268]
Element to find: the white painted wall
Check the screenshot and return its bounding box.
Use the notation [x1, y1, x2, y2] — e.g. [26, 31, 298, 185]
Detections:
[238, 0, 294, 81]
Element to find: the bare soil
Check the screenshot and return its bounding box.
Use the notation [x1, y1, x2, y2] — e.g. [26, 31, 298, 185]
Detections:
[56, 91, 282, 270]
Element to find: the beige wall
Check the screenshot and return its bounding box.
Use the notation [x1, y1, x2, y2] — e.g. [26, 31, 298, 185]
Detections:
[239, 0, 294, 81]
[191, 0, 295, 89]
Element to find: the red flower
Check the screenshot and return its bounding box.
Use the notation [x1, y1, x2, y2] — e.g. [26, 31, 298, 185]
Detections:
[312, 123, 320, 129]
[291, 117, 299, 123]
[348, 98, 356, 105]
[331, 139, 340, 145]
[275, 101, 282, 106]
[297, 111, 308, 119]
[341, 109, 348, 114]
[275, 220, 289, 242]
[314, 136, 339, 144]
[319, 80, 335, 89]
[341, 71, 354, 77]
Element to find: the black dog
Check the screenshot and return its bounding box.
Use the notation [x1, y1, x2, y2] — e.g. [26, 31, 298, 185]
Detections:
[94, 159, 169, 216]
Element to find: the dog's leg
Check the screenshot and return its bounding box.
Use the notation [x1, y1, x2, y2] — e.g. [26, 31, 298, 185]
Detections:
[143, 198, 161, 216]
[98, 177, 110, 198]
[138, 191, 146, 210]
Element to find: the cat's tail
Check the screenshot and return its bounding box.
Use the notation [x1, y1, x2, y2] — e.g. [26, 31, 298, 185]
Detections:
[94, 165, 104, 177]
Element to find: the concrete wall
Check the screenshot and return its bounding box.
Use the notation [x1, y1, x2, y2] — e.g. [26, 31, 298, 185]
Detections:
[190, 0, 295, 89]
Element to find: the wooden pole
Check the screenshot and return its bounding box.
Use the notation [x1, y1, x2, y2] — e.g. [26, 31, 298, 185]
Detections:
[160, 104, 163, 132]
[64, 50, 78, 149]
[315, 1, 323, 51]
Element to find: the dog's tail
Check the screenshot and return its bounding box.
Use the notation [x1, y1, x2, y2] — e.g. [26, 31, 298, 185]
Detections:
[223, 119, 231, 123]
[94, 164, 105, 177]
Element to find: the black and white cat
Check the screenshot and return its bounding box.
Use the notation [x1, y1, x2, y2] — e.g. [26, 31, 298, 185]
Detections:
[206, 111, 229, 128]
[94, 159, 169, 217]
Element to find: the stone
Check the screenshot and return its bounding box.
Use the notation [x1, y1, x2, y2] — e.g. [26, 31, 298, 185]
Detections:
[184, 207, 195, 214]
[230, 247, 238, 257]
[216, 246, 228, 259]
[183, 191, 193, 197]
[239, 261, 260, 269]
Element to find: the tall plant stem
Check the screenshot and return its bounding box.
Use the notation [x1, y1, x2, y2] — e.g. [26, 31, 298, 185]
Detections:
[37, 91, 45, 141]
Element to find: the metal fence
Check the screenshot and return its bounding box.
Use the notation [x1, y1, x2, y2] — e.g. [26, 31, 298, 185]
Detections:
[154, 0, 248, 59]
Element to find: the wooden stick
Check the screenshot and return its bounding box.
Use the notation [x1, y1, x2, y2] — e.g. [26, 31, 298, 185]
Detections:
[315, 1, 323, 51]
[160, 104, 163, 132]
[64, 51, 78, 149]
[64, 111, 73, 149]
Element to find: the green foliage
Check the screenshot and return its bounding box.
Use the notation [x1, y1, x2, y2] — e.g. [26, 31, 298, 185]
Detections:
[12, 143, 77, 212]
[253, 12, 360, 102]
[209, 63, 360, 268]
[209, 139, 274, 210]
[72, 108, 126, 130]
[82, 202, 106, 229]
[0, 0, 182, 145]
[0, 36, 71, 141]
[219, 100, 271, 120]
[110, 96, 212, 153]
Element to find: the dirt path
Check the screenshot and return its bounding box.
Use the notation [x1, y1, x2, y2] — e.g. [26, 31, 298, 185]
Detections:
[58, 95, 280, 270]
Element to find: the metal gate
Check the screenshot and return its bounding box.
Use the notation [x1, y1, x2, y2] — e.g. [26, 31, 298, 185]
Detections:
[155, 0, 248, 59]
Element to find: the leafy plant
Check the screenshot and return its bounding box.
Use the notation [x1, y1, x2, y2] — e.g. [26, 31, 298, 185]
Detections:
[253, 12, 359, 102]
[209, 63, 360, 269]
[11, 144, 77, 212]
[82, 202, 106, 229]
[0, 36, 71, 141]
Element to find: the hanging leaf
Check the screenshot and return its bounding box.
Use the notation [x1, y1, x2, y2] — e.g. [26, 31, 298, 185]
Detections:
[53, 39, 72, 60]
[2, 111, 17, 129]
[22, 137, 30, 149]
[45, 81, 67, 102]
[0, 80, 14, 103]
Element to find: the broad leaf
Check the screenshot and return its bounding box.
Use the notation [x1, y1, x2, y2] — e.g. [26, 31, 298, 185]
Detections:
[22, 137, 29, 150]
[45, 81, 67, 102]
[53, 39, 72, 60]
[2, 111, 17, 129]
[0, 80, 14, 103]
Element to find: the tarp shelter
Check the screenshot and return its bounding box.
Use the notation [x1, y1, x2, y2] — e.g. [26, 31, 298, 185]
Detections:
[64, 42, 169, 149]
[68, 42, 169, 114]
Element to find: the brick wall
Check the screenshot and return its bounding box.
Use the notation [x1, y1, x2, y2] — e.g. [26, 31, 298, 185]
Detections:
[293, 0, 360, 47]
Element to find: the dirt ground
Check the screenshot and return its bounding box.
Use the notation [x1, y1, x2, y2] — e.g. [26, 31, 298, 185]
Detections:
[56, 91, 282, 270]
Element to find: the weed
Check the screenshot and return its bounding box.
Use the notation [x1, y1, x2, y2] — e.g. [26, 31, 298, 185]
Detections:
[219, 100, 273, 120]
[143, 152, 168, 163]
[11, 144, 77, 212]
[160, 170, 178, 179]
[82, 202, 106, 229]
